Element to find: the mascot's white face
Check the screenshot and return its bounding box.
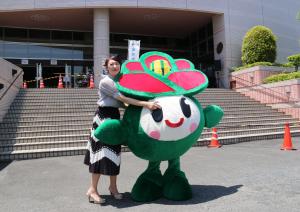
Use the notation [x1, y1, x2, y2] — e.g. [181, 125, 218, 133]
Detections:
[140, 96, 201, 141]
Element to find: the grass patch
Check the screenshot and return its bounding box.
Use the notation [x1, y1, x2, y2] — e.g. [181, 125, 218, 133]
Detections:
[263, 71, 300, 84]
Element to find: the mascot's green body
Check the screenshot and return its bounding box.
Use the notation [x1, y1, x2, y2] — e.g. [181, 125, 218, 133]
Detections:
[94, 51, 223, 202]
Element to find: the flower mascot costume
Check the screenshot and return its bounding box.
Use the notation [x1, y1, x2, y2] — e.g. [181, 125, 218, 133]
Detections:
[94, 51, 223, 202]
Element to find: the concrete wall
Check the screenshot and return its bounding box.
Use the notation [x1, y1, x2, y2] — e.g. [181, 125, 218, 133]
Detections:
[0, 0, 299, 88]
[0, 58, 23, 122]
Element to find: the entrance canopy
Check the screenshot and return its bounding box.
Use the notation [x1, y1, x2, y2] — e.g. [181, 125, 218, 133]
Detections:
[0, 8, 213, 38]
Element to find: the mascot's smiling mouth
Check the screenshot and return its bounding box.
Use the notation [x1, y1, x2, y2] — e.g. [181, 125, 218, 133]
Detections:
[165, 118, 184, 128]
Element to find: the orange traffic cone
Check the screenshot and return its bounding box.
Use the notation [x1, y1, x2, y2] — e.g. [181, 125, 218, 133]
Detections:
[208, 128, 222, 148]
[23, 82, 27, 89]
[89, 75, 95, 89]
[39, 79, 45, 88]
[281, 123, 297, 150]
[57, 75, 64, 89]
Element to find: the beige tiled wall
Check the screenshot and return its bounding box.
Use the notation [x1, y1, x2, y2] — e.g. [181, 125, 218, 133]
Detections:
[0, 59, 23, 122]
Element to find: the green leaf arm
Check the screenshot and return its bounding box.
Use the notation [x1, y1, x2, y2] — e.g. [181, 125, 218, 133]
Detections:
[93, 119, 125, 145]
[203, 105, 224, 128]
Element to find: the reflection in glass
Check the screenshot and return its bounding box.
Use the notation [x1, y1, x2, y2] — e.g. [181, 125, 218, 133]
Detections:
[73, 66, 87, 88]
[0, 41, 3, 57]
[73, 46, 93, 60]
[51, 46, 73, 59]
[28, 44, 51, 58]
[4, 42, 28, 58]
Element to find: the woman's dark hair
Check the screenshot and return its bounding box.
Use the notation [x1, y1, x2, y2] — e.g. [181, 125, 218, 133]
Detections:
[103, 55, 122, 68]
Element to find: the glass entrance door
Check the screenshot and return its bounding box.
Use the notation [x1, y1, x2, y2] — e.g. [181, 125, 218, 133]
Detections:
[73, 65, 93, 88]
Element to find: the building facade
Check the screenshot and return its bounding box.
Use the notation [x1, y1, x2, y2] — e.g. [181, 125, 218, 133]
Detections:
[0, 0, 299, 88]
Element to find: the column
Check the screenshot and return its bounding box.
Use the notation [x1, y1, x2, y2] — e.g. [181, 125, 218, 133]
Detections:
[93, 8, 109, 86]
[213, 14, 229, 88]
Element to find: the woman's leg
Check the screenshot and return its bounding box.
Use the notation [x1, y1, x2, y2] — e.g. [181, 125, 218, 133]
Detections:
[87, 173, 101, 200]
[109, 175, 119, 194]
[109, 175, 123, 199]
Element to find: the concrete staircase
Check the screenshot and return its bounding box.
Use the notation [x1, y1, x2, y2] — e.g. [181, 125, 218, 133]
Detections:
[0, 88, 300, 160]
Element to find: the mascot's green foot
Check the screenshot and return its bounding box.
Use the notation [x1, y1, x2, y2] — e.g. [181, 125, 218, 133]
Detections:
[162, 169, 192, 201]
[131, 171, 163, 202]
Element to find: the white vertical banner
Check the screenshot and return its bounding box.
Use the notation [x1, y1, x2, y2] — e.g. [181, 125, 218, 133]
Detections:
[38, 63, 42, 79]
[128, 40, 140, 60]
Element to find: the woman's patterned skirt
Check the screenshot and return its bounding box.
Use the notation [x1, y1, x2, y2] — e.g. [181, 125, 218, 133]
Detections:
[84, 106, 121, 175]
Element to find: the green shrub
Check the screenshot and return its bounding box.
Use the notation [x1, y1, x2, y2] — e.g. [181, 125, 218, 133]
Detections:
[277, 62, 294, 68]
[241, 26, 277, 65]
[232, 62, 273, 72]
[287, 54, 300, 71]
[263, 71, 300, 83]
[232, 61, 294, 72]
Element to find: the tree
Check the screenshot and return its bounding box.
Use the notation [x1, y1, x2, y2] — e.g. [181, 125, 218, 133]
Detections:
[241, 25, 277, 65]
[287, 54, 300, 71]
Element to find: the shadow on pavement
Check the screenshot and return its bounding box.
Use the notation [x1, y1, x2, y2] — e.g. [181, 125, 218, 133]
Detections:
[0, 161, 12, 171]
[100, 184, 243, 208]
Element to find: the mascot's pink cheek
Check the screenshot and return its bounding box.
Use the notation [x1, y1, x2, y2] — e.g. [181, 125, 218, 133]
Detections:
[149, 131, 161, 140]
[190, 122, 197, 133]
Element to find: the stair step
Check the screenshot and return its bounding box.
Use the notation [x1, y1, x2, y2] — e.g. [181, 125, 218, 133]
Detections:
[196, 130, 300, 147]
[1, 130, 300, 161]
[1, 88, 299, 161]
[0, 140, 87, 151]
[0, 146, 87, 160]
[0, 134, 89, 145]
[3, 115, 94, 122]
[0, 128, 90, 139]
[0, 124, 91, 133]
[0, 120, 91, 127]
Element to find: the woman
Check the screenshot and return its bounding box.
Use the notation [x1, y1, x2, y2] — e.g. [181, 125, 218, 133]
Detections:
[84, 55, 160, 204]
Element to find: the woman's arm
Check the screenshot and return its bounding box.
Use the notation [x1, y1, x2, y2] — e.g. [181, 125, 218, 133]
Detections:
[116, 94, 160, 110]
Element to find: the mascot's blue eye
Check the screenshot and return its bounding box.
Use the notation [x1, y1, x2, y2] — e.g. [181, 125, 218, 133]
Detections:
[180, 97, 191, 118]
[151, 108, 163, 122]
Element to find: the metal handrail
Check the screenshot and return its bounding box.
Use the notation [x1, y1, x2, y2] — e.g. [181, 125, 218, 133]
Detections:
[0, 70, 23, 101]
[231, 75, 300, 104]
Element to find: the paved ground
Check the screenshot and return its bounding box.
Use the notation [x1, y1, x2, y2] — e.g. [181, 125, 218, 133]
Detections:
[0, 138, 300, 212]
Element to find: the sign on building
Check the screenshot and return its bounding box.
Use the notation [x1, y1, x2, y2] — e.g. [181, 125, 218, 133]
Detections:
[128, 40, 140, 60]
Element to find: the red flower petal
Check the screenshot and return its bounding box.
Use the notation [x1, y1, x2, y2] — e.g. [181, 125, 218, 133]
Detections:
[119, 73, 174, 93]
[125, 62, 144, 72]
[168, 71, 206, 90]
[175, 60, 191, 70]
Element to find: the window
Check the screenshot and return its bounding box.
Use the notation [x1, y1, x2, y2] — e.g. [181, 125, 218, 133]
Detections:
[73, 32, 84, 41]
[206, 23, 213, 37]
[151, 37, 167, 46]
[51, 46, 73, 59]
[198, 28, 206, 41]
[72, 46, 93, 60]
[0, 41, 3, 57]
[52, 30, 72, 43]
[28, 44, 51, 59]
[73, 32, 93, 44]
[3, 42, 28, 58]
[112, 34, 129, 44]
[0, 27, 3, 40]
[4, 28, 27, 41]
[29, 29, 50, 41]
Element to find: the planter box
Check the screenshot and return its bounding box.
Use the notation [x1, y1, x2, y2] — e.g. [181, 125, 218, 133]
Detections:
[230, 66, 294, 89]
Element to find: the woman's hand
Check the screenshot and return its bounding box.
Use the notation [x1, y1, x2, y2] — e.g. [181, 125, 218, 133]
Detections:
[117, 94, 161, 110]
[145, 101, 161, 110]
